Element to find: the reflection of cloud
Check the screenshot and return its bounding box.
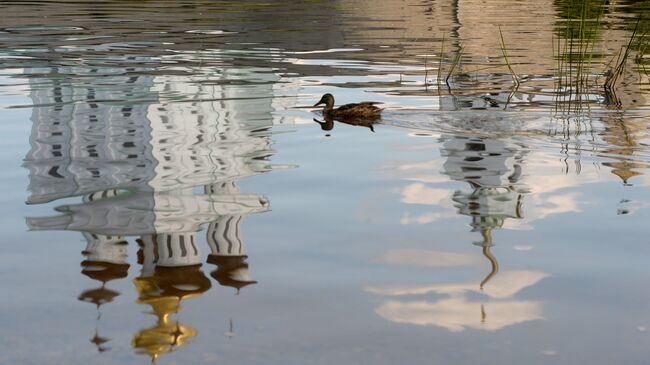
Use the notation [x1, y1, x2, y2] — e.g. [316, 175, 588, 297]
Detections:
[399, 183, 449, 205]
[376, 298, 543, 332]
[528, 192, 581, 221]
[366, 270, 549, 298]
[383, 159, 449, 184]
[368, 270, 549, 332]
[373, 249, 481, 267]
[400, 211, 458, 224]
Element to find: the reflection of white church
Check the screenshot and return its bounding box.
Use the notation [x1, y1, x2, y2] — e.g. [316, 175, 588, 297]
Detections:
[24, 60, 293, 263]
[24, 59, 296, 359]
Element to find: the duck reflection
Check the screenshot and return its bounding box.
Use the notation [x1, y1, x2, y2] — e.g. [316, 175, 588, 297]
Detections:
[313, 115, 378, 133]
[368, 134, 547, 332]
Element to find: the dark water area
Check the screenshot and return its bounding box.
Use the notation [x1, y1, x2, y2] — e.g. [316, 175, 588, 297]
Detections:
[1, 1, 650, 364]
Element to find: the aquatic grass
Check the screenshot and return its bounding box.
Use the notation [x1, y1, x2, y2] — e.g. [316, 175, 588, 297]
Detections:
[498, 26, 520, 88]
[553, 0, 608, 116]
[498, 26, 520, 109]
[604, 18, 640, 93]
[445, 45, 463, 88]
[424, 54, 429, 90]
[437, 33, 445, 93]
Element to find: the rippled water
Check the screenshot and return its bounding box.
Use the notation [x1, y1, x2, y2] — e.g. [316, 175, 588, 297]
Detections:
[1, 1, 650, 364]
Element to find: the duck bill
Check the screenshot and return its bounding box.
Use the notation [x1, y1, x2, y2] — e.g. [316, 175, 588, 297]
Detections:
[313, 101, 324, 107]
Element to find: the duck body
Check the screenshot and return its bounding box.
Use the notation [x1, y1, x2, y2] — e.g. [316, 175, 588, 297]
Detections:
[314, 93, 382, 121]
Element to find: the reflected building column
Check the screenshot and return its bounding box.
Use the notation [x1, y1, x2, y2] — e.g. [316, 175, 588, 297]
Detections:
[77, 191, 131, 353]
[205, 181, 257, 293]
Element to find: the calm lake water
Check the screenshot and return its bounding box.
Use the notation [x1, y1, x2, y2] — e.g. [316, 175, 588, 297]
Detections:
[1, 1, 650, 364]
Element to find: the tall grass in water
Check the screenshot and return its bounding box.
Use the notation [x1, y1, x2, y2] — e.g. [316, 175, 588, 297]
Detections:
[553, 0, 650, 114]
[604, 18, 645, 108]
[498, 26, 520, 88]
[437, 34, 445, 93]
[498, 26, 520, 108]
[553, 0, 606, 116]
[445, 45, 464, 88]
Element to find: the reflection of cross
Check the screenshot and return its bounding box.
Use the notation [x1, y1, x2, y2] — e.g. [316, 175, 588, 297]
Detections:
[478, 228, 499, 290]
[90, 329, 110, 353]
[481, 304, 487, 324]
[171, 322, 184, 347]
[225, 318, 235, 339]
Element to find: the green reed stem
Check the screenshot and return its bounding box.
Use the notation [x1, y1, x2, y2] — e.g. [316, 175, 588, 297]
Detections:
[498, 26, 520, 88]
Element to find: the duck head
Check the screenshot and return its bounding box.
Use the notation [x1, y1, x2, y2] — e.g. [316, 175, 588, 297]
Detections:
[314, 93, 335, 111]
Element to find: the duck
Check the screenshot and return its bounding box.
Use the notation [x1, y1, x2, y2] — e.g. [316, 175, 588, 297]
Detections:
[313, 93, 383, 120]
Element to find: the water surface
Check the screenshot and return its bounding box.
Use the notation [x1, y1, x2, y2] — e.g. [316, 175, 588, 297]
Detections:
[1, 1, 650, 364]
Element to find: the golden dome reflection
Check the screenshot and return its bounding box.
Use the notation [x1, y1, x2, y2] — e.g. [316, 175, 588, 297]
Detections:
[132, 264, 211, 362]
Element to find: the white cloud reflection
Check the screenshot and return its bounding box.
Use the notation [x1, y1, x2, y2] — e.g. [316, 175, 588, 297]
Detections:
[376, 298, 543, 332]
[366, 270, 549, 332]
[366, 270, 549, 299]
[399, 183, 450, 205]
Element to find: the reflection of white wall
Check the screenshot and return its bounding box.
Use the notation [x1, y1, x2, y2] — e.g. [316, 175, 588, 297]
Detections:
[26, 67, 155, 166]
[146, 76, 274, 192]
[26, 191, 156, 235]
[25, 66, 157, 204]
[143, 73, 276, 236]
[152, 193, 269, 233]
[26, 188, 269, 236]
[26, 61, 280, 237]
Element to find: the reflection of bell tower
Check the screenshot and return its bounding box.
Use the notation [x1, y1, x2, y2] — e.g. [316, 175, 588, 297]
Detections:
[205, 181, 257, 293]
[132, 236, 211, 363]
[442, 136, 526, 289]
[77, 190, 131, 353]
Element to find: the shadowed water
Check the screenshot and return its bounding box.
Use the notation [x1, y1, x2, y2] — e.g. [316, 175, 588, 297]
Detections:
[1, 1, 650, 364]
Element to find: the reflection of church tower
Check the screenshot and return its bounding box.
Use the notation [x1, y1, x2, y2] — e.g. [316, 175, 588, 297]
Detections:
[132, 237, 211, 363]
[441, 136, 526, 288]
[77, 191, 131, 353]
[25, 54, 285, 359]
